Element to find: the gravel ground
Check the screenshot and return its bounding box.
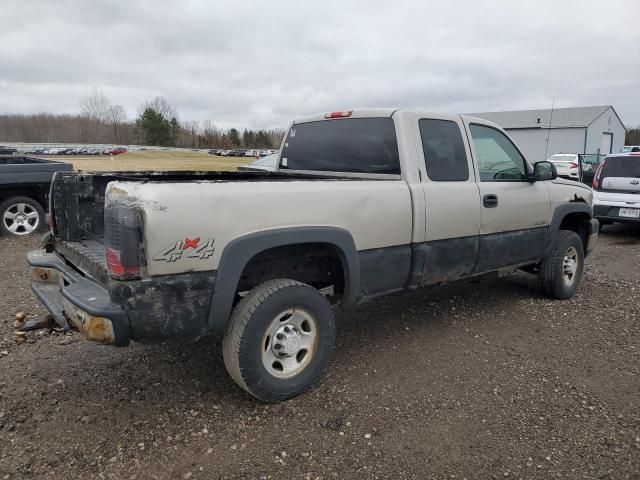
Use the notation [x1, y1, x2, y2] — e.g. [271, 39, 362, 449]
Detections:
[0, 226, 639, 479]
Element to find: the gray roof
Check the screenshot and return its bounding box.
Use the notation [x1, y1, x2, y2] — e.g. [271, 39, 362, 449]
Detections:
[469, 105, 614, 129]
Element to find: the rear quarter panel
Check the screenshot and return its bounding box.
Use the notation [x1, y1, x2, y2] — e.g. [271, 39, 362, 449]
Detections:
[107, 179, 413, 276]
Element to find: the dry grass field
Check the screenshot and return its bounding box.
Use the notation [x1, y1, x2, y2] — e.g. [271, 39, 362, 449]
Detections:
[38, 150, 249, 172]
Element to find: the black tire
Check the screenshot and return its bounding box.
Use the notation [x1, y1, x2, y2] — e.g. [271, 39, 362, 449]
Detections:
[223, 279, 335, 402]
[538, 230, 584, 299]
[0, 196, 46, 237]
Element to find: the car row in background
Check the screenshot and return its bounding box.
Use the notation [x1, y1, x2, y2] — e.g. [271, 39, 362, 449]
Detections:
[209, 148, 277, 157]
[21, 147, 128, 156]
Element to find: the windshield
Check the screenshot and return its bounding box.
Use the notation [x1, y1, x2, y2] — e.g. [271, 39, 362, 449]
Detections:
[280, 118, 400, 174]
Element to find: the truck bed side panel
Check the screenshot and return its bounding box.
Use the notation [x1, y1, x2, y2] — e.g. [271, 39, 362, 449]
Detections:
[112, 179, 414, 277]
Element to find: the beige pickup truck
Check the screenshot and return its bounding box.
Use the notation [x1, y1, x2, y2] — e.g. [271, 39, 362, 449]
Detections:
[28, 109, 598, 401]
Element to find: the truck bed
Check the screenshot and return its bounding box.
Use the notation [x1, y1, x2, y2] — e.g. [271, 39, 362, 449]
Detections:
[51, 170, 356, 242]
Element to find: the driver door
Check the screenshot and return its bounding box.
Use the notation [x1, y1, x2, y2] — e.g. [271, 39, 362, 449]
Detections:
[464, 122, 551, 273]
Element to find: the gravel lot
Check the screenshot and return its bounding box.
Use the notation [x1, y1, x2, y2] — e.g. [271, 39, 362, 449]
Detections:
[0, 227, 639, 479]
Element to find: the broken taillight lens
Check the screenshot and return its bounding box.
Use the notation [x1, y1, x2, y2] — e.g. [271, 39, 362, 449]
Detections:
[106, 247, 141, 276]
[105, 206, 145, 279]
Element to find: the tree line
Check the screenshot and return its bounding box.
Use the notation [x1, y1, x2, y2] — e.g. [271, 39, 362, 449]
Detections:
[626, 127, 640, 146]
[0, 90, 285, 149]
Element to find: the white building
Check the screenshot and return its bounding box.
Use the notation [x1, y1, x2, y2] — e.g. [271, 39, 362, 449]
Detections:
[470, 105, 625, 162]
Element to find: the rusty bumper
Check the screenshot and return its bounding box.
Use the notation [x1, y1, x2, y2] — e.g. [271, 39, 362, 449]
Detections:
[27, 250, 130, 346]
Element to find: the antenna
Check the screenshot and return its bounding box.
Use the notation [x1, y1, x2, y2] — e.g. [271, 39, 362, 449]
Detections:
[544, 98, 555, 160]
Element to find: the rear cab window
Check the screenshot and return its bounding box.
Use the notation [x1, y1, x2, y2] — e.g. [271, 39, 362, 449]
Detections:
[280, 118, 400, 174]
[419, 119, 469, 181]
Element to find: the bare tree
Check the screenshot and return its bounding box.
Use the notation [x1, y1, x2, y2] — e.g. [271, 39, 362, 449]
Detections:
[142, 96, 177, 121]
[106, 104, 127, 143]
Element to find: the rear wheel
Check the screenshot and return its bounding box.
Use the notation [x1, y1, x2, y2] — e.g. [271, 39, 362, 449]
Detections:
[223, 279, 335, 402]
[538, 230, 584, 299]
[0, 196, 45, 236]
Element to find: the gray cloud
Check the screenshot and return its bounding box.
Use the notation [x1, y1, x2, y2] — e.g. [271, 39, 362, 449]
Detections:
[1, 0, 638, 129]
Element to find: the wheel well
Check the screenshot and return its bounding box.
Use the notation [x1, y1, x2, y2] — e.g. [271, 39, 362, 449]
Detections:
[237, 243, 346, 302]
[559, 212, 590, 252]
[0, 187, 47, 209]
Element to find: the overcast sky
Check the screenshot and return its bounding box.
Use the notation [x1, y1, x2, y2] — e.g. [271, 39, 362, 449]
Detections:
[1, 0, 639, 129]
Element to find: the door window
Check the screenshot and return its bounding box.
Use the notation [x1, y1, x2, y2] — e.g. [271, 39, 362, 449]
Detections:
[419, 119, 469, 181]
[470, 124, 527, 181]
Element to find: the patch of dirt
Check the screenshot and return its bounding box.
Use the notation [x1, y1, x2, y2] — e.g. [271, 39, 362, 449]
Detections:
[0, 229, 638, 479]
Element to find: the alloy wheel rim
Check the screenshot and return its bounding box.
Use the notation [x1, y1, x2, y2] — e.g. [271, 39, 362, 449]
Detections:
[3, 203, 39, 235]
[261, 308, 318, 379]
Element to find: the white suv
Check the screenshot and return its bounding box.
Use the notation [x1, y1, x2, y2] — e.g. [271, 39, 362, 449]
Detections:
[593, 152, 640, 225]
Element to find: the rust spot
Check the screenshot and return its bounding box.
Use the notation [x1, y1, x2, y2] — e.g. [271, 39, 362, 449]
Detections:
[81, 315, 116, 344]
[31, 267, 57, 283]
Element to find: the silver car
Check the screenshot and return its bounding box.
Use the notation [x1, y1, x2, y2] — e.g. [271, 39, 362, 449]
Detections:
[237, 153, 278, 172]
[592, 152, 640, 226]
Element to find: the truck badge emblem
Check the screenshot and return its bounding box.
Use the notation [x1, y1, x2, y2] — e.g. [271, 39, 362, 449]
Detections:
[153, 238, 215, 262]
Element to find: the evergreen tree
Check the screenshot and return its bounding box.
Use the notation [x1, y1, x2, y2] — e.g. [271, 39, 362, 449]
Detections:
[136, 107, 172, 146]
[228, 128, 241, 147]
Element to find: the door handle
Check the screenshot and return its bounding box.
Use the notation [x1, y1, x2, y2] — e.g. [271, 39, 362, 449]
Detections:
[483, 194, 498, 208]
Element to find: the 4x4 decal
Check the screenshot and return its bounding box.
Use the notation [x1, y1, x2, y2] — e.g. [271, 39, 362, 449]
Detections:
[153, 237, 215, 262]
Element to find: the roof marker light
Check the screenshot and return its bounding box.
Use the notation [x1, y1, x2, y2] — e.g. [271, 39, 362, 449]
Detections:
[325, 111, 353, 119]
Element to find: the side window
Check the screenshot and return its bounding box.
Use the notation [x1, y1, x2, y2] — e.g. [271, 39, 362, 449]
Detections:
[419, 119, 469, 181]
[469, 124, 527, 181]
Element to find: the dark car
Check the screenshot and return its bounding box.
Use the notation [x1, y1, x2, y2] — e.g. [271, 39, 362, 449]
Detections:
[227, 149, 247, 157]
[0, 146, 18, 155]
[0, 156, 73, 236]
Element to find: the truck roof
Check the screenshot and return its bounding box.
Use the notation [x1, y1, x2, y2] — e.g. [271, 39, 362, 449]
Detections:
[292, 109, 503, 130]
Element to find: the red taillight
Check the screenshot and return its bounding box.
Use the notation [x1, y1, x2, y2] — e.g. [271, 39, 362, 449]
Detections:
[592, 160, 606, 190]
[324, 111, 353, 119]
[105, 205, 144, 279]
[106, 247, 140, 276]
[568, 161, 578, 168]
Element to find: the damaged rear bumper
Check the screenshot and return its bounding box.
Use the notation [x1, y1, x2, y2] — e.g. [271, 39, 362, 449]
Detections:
[27, 250, 130, 346]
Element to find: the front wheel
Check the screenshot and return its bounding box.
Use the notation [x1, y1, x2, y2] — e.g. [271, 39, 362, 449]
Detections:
[538, 230, 584, 299]
[223, 279, 335, 402]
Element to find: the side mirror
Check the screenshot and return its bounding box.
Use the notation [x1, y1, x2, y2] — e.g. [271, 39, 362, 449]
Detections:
[530, 161, 557, 181]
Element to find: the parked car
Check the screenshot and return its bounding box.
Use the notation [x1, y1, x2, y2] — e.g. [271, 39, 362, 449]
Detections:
[621, 145, 640, 153]
[28, 108, 598, 402]
[547, 153, 580, 179]
[227, 149, 247, 157]
[110, 147, 127, 155]
[237, 154, 279, 172]
[0, 156, 73, 236]
[592, 151, 640, 227]
[0, 146, 18, 155]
